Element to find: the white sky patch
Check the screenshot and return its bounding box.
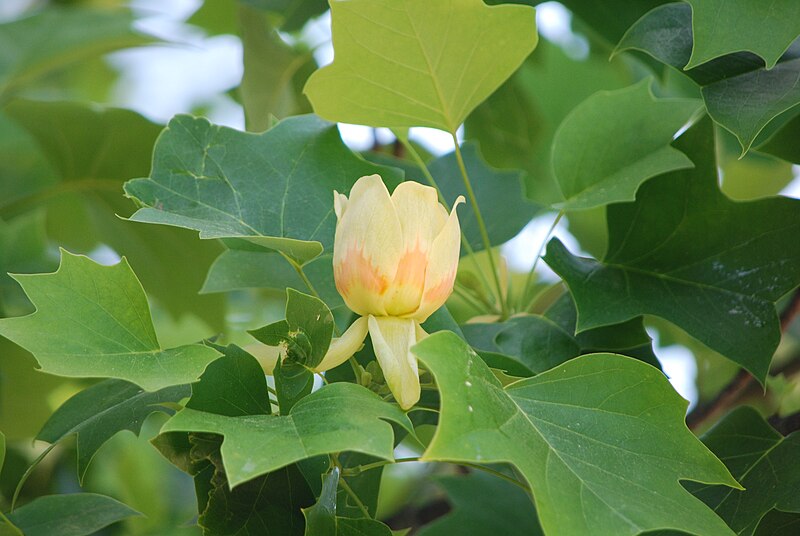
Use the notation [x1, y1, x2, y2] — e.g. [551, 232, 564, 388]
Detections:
[781, 168, 800, 199]
[647, 328, 699, 411]
[536, 2, 589, 60]
[502, 212, 586, 281]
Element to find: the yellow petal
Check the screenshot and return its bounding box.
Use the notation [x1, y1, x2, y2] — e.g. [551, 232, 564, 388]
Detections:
[243, 343, 282, 376]
[383, 181, 448, 316]
[367, 315, 420, 410]
[312, 316, 369, 372]
[412, 196, 465, 322]
[333, 175, 403, 316]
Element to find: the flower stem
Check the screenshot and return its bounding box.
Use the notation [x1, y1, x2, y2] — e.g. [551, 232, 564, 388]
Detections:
[521, 209, 564, 311]
[451, 135, 508, 318]
[399, 135, 499, 315]
[11, 443, 56, 511]
[332, 454, 372, 518]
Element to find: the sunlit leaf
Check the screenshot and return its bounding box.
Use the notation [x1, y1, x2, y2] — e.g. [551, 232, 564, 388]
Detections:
[304, 0, 538, 132]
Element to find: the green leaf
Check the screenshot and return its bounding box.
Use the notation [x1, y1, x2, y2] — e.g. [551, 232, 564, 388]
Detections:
[5, 493, 140, 536]
[558, 0, 669, 47]
[249, 289, 335, 369]
[757, 112, 800, 164]
[124, 114, 401, 264]
[304, 0, 538, 133]
[753, 511, 800, 536]
[201, 459, 314, 536]
[615, 2, 800, 154]
[544, 118, 800, 381]
[201, 249, 342, 308]
[338, 519, 394, 536]
[0, 211, 53, 316]
[0, 250, 221, 390]
[0, 431, 4, 473]
[186, 343, 272, 417]
[303, 467, 339, 536]
[684, 0, 800, 69]
[0, 8, 151, 100]
[413, 332, 739, 536]
[238, 5, 313, 131]
[274, 358, 315, 414]
[463, 294, 658, 377]
[551, 79, 701, 210]
[161, 382, 412, 487]
[4, 99, 225, 328]
[417, 472, 542, 536]
[692, 406, 800, 536]
[37, 379, 189, 482]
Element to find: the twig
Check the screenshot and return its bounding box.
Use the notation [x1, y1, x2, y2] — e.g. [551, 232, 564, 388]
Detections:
[687, 288, 800, 431]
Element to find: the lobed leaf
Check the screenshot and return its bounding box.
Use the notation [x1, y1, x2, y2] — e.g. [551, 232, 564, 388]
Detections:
[124, 114, 401, 264]
[5, 493, 140, 536]
[414, 331, 739, 536]
[161, 382, 413, 487]
[545, 118, 800, 381]
[0, 250, 221, 390]
[304, 0, 538, 133]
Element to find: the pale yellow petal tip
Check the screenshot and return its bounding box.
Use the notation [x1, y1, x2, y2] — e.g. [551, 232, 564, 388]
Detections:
[367, 316, 421, 410]
[453, 195, 466, 208]
[244, 343, 282, 376]
[333, 190, 347, 219]
[313, 316, 369, 372]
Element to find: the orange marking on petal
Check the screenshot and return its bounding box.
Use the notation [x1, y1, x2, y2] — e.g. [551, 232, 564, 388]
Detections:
[422, 269, 457, 307]
[393, 246, 428, 290]
[334, 246, 389, 298]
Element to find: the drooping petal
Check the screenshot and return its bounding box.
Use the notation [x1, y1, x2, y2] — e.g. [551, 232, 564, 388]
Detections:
[382, 181, 448, 316]
[312, 316, 369, 372]
[412, 196, 465, 322]
[333, 175, 403, 316]
[368, 315, 420, 410]
[244, 343, 283, 375]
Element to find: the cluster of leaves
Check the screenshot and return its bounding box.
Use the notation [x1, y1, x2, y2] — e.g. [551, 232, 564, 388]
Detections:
[1, 0, 799, 535]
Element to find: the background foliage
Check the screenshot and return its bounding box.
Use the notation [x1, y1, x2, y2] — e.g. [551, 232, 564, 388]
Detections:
[0, 0, 799, 535]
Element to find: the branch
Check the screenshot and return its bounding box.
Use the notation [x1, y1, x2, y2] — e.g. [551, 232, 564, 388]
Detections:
[687, 288, 800, 431]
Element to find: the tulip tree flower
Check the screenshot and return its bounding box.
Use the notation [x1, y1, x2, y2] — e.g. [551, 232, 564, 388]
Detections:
[326, 174, 464, 408]
[248, 175, 463, 410]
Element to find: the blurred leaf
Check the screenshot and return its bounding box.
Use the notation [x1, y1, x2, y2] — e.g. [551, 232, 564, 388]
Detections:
[414, 332, 739, 536]
[545, 119, 800, 381]
[692, 406, 800, 536]
[162, 383, 413, 487]
[304, 0, 538, 132]
[684, 0, 800, 69]
[757, 112, 800, 164]
[753, 511, 800, 536]
[0, 211, 53, 316]
[202, 250, 342, 308]
[186, 343, 272, 417]
[5, 493, 140, 536]
[3, 99, 225, 328]
[38, 380, 189, 482]
[0, 7, 152, 101]
[188, 0, 238, 35]
[551, 79, 701, 210]
[500, 40, 633, 205]
[124, 114, 402, 264]
[0, 251, 221, 391]
[615, 2, 800, 153]
[238, 5, 313, 131]
[244, 0, 329, 33]
[0, 338, 66, 440]
[417, 472, 542, 536]
[337, 519, 393, 535]
[559, 0, 669, 47]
